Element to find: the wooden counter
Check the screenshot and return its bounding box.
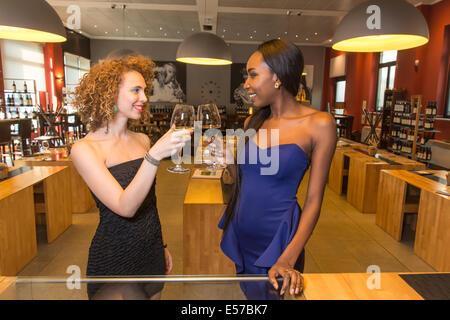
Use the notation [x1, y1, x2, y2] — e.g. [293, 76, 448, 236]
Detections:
[183, 167, 235, 275]
[1, 272, 440, 300]
[347, 153, 425, 213]
[15, 154, 95, 213]
[376, 170, 449, 271]
[0, 165, 72, 275]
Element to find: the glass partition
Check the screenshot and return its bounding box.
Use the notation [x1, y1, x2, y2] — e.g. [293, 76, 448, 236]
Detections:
[0, 275, 304, 300]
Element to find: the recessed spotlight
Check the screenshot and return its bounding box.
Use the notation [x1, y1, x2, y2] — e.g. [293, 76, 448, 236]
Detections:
[94, 25, 97, 28]
[223, 29, 226, 32]
[314, 32, 318, 35]
[115, 28, 119, 32]
[253, 30, 256, 33]
[295, 34, 298, 38]
[329, 39, 332, 42]
[159, 27, 163, 30]
[266, 33, 269, 37]
[105, 31, 108, 34]
[250, 35, 253, 39]
[284, 31, 288, 35]
[306, 38, 309, 40]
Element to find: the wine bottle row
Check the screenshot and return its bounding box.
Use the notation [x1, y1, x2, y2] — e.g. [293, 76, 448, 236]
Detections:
[10, 81, 29, 93]
[0, 107, 37, 120]
[393, 100, 437, 115]
[392, 115, 435, 129]
[1, 94, 34, 106]
[391, 128, 432, 145]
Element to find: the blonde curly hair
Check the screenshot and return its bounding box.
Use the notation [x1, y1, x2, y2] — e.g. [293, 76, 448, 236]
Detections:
[74, 54, 155, 132]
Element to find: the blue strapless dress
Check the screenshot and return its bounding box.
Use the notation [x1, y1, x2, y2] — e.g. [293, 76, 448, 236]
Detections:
[218, 139, 310, 299]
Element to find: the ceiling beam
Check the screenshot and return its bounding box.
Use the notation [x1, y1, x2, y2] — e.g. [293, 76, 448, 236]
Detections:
[47, 1, 197, 11]
[217, 7, 347, 17]
[196, 0, 219, 34]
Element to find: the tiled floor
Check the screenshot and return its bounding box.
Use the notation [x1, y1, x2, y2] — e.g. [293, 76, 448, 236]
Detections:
[13, 160, 435, 299]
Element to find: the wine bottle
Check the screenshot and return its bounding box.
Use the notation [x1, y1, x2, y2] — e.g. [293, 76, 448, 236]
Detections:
[19, 95, 24, 106]
[12, 81, 16, 93]
[23, 81, 27, 93]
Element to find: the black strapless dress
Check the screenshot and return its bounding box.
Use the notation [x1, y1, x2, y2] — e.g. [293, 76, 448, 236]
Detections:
[86, 158, 165, 299]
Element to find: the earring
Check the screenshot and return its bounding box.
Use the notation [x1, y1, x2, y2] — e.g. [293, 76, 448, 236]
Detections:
[113, 104, 118, 114]
[274, 82, 280, 89]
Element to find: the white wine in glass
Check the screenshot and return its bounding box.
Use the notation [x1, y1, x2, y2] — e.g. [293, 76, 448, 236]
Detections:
[167, 104, 195, 173]
[197, 103, 226, 170]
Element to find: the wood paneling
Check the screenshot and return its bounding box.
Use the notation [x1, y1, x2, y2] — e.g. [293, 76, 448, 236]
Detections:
[0, 165, 72, 275]
[43, 168, 72, 243]
[347, 156, 425, 213]
[0, 187, 37, 276]
[15, 157, 95, 213]
[376, 170, 449, 271]
[376, 171, 407, 241]
[183, 167, 235, 275]
[415, 190, 450, 271]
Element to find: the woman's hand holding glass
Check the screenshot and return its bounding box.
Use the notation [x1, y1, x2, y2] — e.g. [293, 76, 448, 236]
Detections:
[167, 104, 195, 173]
[147, 125, 192, 161]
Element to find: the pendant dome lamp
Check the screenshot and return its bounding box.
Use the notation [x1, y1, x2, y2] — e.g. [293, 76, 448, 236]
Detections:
[0, 0, 66, 43]
[332, 0, 429, 52]
[176, 32, 232, 65]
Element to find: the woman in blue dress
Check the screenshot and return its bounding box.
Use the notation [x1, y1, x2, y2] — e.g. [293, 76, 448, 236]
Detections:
[219, 39, 337, 299]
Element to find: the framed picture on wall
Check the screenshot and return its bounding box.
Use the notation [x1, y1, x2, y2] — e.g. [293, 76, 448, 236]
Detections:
[230, 63, 251, 106]
[150, 61, 187, 103]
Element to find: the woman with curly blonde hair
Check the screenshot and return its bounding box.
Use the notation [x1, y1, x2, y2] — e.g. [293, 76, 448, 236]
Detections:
[71, 54, 192, 300]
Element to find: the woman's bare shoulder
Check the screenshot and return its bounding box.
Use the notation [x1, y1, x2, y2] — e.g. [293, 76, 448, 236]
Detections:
[309, 111, 336, 128]
[128, 130, 151, 148]
[70, 135, 106, 164]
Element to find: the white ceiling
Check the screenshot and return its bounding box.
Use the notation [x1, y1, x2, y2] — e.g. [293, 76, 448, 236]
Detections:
[47, 0, 441, 46]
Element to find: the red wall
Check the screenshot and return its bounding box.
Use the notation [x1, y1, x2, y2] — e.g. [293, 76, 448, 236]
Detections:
[43, 43, 65, 112]
[322, 1, 450, 141]
[321, 48, 378, 132]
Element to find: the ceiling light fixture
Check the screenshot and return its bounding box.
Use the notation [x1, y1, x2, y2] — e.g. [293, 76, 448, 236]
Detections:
[0, 0, 66, 42]
[176, 32, 232, 65]
[332, 0, 429, 52]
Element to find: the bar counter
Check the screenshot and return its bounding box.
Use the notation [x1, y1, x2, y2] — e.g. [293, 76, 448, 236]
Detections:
[1, 272, 448, 300]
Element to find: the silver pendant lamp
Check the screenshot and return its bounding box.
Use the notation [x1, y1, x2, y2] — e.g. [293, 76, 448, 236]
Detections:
[176, 32, 232, 65]
[0, 0, 66, 43]
[332, 0, 429, 52]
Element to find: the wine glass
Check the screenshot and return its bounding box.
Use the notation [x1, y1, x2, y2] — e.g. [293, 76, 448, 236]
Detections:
[197, 103, 226, 170]
[167, 104, 195, 174]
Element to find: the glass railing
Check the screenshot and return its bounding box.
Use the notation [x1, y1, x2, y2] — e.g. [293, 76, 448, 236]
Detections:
[0, 274, 304, 300]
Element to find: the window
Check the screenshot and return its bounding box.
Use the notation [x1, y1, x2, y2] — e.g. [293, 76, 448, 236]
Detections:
[375, 50, 397, 110]
[63, 52, 90, 112]
[335, 76, 346, 103]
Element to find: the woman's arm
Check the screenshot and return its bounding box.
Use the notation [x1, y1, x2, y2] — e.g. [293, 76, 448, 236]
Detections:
[71, 128, 190, 218]
[268, 112, 337, 293]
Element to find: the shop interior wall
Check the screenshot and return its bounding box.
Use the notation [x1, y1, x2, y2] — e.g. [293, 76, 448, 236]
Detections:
[321, 2, 450, 141]
[90, 39, 326, 111]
